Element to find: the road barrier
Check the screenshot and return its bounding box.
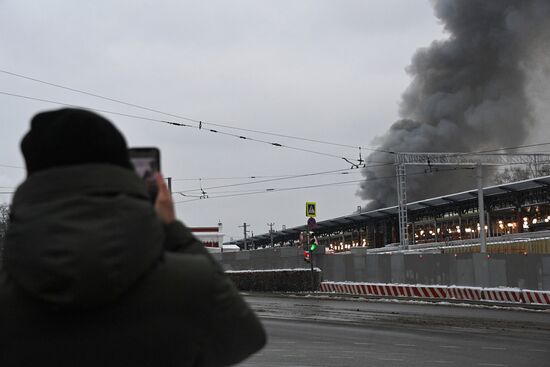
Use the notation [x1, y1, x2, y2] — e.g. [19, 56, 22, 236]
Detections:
[522, 290, 550, 305]
[319, 282, 550, 306]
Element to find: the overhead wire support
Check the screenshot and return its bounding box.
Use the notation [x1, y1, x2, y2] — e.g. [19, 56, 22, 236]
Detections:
[342, 157, 360, 169]
[394, 152, 550, 252]
[357, 147, 365, 167]
[199, 178, 208, 199]
[396, 152, 550, 166]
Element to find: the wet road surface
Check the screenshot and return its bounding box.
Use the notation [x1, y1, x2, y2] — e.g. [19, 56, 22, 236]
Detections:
[239, 294, 550, 367]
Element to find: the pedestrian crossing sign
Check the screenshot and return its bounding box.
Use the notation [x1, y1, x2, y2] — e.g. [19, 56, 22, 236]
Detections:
[306, 202, 316, 218]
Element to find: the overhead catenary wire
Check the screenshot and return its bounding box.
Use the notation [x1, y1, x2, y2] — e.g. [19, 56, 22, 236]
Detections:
[175, 179, 367, 204]
[172, 168, 375, 182]
[0, 69, 395, 154]
[174, 170, 365, 191]
[4, 69, 550, 158]
[179, 175, 363, 196]
[174, 156, 549, 195]
[440, 143, 550, 157]
[0, 163, 24, 169]
[174, 166, 475, 204]
[175, 167, 356, 193]
[0, 91, 383, 164]
[1, 149, 545, 199]
[178, 159, 550, 204]
[473, 142, 550, 154]
[183, 188, 276, 196]
[174, 165, 394, 194]
[5, 70, 550, 161]
[172, 174, 292, 181]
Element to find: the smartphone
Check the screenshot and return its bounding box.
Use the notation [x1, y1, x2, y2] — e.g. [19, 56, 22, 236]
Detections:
[128, 147, 161, 202]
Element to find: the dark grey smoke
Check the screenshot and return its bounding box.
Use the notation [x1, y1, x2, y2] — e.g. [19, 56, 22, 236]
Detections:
[359, 0, 550, 210]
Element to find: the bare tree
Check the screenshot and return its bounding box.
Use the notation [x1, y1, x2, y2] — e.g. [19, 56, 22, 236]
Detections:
[494, 164, 550, 185]
[0, 203, 9, 259]
[0, 203, 9, 238]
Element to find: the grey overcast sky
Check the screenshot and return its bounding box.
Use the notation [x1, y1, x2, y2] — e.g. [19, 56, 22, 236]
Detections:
[0, 0, 445, 241]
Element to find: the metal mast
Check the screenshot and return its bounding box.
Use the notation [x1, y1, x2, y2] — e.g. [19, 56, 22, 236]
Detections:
[396, 154, 409, 250]
[395, 152, 550, 251]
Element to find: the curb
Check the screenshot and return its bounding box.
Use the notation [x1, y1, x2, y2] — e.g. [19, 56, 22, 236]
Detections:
[319, 282, 550, 307]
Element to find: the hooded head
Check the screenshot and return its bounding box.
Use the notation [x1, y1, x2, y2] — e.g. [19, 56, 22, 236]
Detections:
[21, 108, 133, 175]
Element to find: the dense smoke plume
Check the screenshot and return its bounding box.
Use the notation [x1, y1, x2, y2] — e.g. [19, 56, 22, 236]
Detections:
[359, 0, 550, 210]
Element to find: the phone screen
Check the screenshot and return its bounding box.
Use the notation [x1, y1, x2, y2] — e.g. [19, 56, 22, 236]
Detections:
[128, 147, 161, 202]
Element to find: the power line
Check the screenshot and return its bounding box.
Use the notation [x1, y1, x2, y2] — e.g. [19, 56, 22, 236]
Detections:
[0, 69, 394, 154]
[175, 170, 365, 192]
[174, 168, 357, 191]
[184, 173, 371, 195]
[478, 142, 550, 153]
[0, 90, 375, 164]
[184, 188, 271, 195]
[174, 165, 393, 194]
[4, 70, 550, 158]
[172, 174, 291, 181]
[171, 169, 366, 181]
[443, 143, 550, 157]
[0, 69, 201, 123]
[175, 179, 365, 204]
[174, 166, 474, 204]
[0, 163, 24, 169]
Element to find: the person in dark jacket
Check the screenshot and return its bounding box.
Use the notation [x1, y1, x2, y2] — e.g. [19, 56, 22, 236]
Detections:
[0, 108, 266, 366]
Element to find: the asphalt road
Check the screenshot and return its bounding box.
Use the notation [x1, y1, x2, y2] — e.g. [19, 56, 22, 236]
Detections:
[238, 294, 550, 367]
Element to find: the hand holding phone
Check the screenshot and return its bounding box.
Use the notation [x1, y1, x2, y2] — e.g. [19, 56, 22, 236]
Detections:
[128, 147, 161, 202]
[154, 173, 176, 224]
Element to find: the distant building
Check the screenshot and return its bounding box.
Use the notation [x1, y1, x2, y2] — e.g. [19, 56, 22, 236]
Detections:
[190, 222, 224, 248]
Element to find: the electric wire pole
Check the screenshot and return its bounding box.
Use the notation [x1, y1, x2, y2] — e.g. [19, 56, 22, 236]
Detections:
[476, 163, 487, 252]
[267, 223, 275, 247]
[238, 223, 250, 250]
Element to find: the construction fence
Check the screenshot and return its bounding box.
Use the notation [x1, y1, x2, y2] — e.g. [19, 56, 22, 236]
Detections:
[214, 247, 550, 290]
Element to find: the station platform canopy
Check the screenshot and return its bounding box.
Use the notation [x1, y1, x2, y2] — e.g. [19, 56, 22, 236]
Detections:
[225, 175, 550, 249]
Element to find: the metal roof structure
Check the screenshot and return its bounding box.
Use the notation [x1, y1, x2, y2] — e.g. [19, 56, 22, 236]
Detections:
[225, 175, 550, 248]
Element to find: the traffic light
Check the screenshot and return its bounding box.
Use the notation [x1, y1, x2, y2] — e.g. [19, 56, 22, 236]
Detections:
[303, 250, 311, 263]
[309, 238, 318, 252]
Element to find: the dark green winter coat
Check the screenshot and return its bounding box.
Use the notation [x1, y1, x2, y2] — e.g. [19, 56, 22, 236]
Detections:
[0, 164, 265, 366]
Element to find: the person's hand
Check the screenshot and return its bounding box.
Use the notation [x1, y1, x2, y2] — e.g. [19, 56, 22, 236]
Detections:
[154, 173, 176, 224]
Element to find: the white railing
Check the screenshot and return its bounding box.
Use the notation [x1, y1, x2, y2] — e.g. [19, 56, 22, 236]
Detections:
[364, 230, 550, 254]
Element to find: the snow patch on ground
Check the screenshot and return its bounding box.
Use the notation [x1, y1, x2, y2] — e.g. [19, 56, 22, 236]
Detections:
[227, 268, 321, 273]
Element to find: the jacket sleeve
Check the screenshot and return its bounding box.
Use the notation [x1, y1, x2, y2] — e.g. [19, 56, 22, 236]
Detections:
[199, 265, 267, 366]
[165, 221, 267, 365]
[163, 220, 217, 257]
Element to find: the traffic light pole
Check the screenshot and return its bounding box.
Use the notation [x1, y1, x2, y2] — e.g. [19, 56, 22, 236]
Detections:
[307, 232, 317, 291]
[310, 248, 315, 291]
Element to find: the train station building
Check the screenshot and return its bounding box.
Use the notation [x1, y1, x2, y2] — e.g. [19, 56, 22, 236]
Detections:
[226, 176, 550, 252]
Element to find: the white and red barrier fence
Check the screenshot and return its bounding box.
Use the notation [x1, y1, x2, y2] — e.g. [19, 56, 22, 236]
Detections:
[319, 282, 550, 306]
